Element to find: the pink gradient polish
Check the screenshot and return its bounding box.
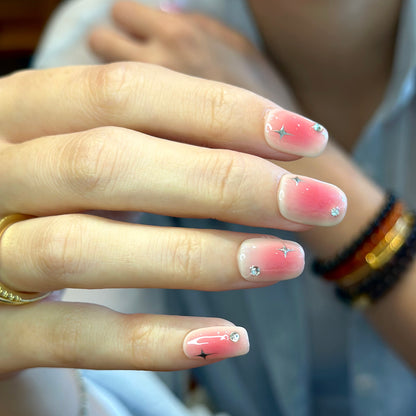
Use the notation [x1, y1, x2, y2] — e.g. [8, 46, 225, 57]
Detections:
[265, 110, 328, 156]
[278, 174, 347, 226]
[183, 326, 249, 361]
[238, 238, 304, 282]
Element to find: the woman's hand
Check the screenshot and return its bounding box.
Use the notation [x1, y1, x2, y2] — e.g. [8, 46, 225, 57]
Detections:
[88, 0, 416, 377]
[89, 0, 296, 106]
[0, 62, 344, 374]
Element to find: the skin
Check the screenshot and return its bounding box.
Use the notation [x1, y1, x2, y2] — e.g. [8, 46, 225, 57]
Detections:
[89, 0, 416, 372]
[247, 0, 401, 151]
[0, 0, 410, 414]
[0, 62, 342, 414]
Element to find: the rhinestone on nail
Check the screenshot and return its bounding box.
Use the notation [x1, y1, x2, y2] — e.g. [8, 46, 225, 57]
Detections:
[331, 207, 340, 217]
[313, 123, 324, 133]
[230, 332, 240, 343]
[250, 265, 261, 277]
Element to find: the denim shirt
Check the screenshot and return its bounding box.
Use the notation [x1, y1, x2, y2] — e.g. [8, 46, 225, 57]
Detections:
[34, 0, 416, 415]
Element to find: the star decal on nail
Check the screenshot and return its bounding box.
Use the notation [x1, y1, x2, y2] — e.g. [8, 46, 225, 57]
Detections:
[197, 349, 214, 360]
[272, 125, 293, 140]
[292, 176, 302, 185]
[279, 245, 294, 258]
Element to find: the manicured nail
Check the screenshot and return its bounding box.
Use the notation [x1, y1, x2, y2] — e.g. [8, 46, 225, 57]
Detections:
[265, 109, 328, 156]
[183, 326, 249, 361]
[278, 174, 347, 226]
[238, 238, 304, 282]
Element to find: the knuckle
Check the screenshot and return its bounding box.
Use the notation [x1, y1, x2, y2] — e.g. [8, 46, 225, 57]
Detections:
[34, 215, 88, 286]
[47, 306, 86, 367]
[59, 128, 122, 195]
[85, 62, 139, 119]
[124, 317, 157, 369]
[199, 84, 235, 138]
[165, 233, 203, 283]
[198, 150, 248, 211]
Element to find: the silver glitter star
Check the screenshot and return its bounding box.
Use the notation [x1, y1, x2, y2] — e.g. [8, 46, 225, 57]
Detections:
[249, 265, 261, 277]
[279, 245, 294, 258]
[331, 207, 340, 217]
[292, 176, 302, 186]
[272, 125, 293, 140]
[230, 332, 240, 343]
[313, 123, 324, 133]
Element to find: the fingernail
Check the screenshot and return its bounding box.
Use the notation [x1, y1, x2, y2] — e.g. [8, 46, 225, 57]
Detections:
[238, 238, 304, 282]
[183, 326, 249, 361]
[159, 0, 186, 12]
[265, 110, 328, 156]
[278, 174, 347, 226]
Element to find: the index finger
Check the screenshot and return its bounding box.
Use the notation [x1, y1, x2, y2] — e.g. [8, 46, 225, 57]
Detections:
[0, 63, 328, 159]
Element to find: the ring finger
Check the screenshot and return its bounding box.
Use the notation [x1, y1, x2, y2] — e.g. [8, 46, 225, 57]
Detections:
[0, 129, 347, 229]
[0, 214, 305, 293]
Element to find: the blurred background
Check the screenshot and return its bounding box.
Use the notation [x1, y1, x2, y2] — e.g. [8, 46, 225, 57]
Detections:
[0, 0, 61, 75]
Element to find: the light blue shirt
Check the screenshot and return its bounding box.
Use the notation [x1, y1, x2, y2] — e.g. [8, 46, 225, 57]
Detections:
[34, 0, 416, 415]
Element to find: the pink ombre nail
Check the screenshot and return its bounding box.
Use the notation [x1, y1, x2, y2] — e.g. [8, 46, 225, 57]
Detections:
[183, 326, 249, 361]
[278, 174, 347, 226]
[238, 238, 304, 282]
[265, 110, 328, 156]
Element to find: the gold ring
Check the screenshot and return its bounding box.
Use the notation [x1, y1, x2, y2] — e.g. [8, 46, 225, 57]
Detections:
[0, 214, 52, 305]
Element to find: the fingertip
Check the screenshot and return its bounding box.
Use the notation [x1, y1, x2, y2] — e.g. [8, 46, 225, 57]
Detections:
[277, 174, 348, 226]
[265, 109, 329, 158]
[183, 326, 249, 361]
[237, 237, 305, 282]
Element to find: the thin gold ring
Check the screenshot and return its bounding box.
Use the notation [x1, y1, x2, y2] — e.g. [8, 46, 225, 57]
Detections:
[0, 214, 52, 305]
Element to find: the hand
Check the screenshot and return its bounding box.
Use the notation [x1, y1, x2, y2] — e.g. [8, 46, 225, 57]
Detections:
[89, 1, 296, 107]
[0, 62, 344, 374]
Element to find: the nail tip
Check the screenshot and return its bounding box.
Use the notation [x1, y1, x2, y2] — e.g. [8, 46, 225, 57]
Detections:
[238, 237, 305, 282]
[183, 326, 250, 361]
[265, 110, 329, 156]
[278, 175, 348, 227]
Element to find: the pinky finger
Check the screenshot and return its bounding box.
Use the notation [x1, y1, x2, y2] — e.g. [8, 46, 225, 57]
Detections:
[0, 302, 249, 373]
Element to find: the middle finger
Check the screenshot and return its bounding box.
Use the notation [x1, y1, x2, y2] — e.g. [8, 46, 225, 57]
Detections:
[0, 128, 347, 228]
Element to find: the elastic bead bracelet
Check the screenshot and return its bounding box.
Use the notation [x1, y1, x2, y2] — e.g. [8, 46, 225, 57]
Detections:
[336, 211, 416, 308]
[313, 193, 396, 275]
[336, 211, 410, 288]
[323, 200, 404, 281]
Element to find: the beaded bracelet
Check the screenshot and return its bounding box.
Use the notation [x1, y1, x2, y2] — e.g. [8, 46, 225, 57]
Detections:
[334, 209, 408, 287]
[312, 193, 396, 275]
[336, 211, 416, 307]
[323, 200, 404, 281]
[312, 192, 416, 308]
